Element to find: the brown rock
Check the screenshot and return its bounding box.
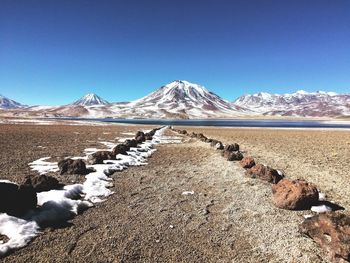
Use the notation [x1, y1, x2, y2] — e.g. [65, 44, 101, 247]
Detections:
[112, 144, 129, 156]
[145, 133, 153, 140]
[124, 139, 138, 148]
[135, 131, 146, 143]
[299, 213, 350, 262]
[239, 156, 255, 168]
[0, 182, 37, 216]
[224, 143, 240, 152]
[272, 179, 319, 210]
[245, 164, 283, 184]
[23, 174, 60, 192]
[58, 158, 89, 174]
[227, 151, 243, 161]
[87, 151, 115, 165]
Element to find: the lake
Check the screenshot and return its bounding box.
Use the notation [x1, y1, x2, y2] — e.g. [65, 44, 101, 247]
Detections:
[62, 118, 350, 129]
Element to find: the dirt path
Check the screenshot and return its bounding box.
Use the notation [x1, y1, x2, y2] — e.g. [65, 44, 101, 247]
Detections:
[3, 136, 327, 262]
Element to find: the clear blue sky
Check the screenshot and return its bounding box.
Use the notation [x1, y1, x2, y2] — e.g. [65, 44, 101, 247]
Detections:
[0, 0, 349, 105]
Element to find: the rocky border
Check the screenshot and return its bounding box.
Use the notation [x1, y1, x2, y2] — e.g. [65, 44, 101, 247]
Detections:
[171, 127, 350, 262]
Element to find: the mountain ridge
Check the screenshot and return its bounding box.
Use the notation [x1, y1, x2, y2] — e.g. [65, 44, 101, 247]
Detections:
[0, 82, 349, 118]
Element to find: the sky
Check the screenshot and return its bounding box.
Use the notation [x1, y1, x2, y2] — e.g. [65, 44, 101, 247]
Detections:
[0, 0, 349, 105]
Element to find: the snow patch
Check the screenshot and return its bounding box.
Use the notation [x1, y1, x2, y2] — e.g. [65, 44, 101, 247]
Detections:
[0, 126, 181, 256]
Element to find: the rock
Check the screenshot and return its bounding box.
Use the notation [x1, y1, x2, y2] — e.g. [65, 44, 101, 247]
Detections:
[239, 156, 255, 168]
[299, 213, 350, 262]
[23, 174, 60, 192]
[221, 150, 231, 158]
[148, 129, 157, 136]
[227, 151, 243, 161]
[224, 143, 240, 152]
[112, 144, 129, 156]
[210, 140, 219, 147]
[206, 138, 213, 143]
[190, 132, 198, 138]
[58, 158, 89, 174]
[87, 151, 115, 165]
[124, 139, 138, 148]
[245, 164, 283, 184]
[0, 182, 37, 216]
[215, 142, 224, 150]
[135, 131, 146, 143]
[145, 133, 153, 140]
[179, 130, 187, 135]
[272, 179, 319, 210]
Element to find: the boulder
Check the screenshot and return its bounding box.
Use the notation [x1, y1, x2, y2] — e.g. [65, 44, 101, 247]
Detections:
[245, 164, 283, 184]
[87, 151, 115, 165]
[58, 158, 89, 174]
[148, 129, 157, 136]
[145, 133, 153, 140]
[210, 140, 221, 147]
[272, 179, 319, 210]
[135, 131, 146, 143]
[227, 151, 244, 161]
[215, 142, 224, 150]
[112, 144, 129, 156]
[0, 182, 37, 216]
[124, 139, 138, 148]
[224, 143, 240, 152]
[299, 213, 350, 262]
[239, 156, 255, 168]
[23, 174, 60, 192]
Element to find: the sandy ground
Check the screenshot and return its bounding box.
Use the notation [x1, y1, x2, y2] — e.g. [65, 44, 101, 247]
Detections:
[178, 126, 350, 209]
[1, 123, 349, 262]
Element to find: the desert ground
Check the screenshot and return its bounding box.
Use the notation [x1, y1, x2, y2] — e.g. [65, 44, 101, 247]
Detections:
[1, 122, 350, 262]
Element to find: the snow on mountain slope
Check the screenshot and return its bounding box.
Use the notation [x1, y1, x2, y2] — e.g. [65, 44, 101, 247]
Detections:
[72, 93, 110, 106]
[0, 95, 27, 109]
[113, 80, 248, 118]
[233, 91, 350, 117]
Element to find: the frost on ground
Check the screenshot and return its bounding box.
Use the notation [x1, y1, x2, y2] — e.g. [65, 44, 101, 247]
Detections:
[0, 127, 181, 257]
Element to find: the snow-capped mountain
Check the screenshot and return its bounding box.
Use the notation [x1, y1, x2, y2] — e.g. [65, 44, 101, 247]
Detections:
[0, 95, 27, 109]
[113, 80, 248, 118]
[71, 93, 110, 106]
[233, 90, 350, 117]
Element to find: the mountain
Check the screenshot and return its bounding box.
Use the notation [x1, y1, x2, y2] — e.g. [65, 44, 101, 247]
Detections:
[113, 80, 248, 118]
[233, 90, 350, 117]
[1, 84, 349, 119]
[0, 95, 27, 109]
[72, 93, 110, 106]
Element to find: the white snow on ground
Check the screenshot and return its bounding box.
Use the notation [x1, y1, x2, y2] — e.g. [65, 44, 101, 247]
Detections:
[0, 126, 181, 257]
[29, 157, 59, 175]
[311, 205, 332, 213]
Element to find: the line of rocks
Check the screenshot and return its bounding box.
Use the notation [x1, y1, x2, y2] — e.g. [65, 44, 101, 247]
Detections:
[0, 127, 162, 217]
[172, 128, 350, 262]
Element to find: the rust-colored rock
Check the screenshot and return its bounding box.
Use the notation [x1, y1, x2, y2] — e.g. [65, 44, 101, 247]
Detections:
[272, 179, 318, 210]
[245, 164, 283, 184]
[299, 213, 350, 262]
[239, 156, 255, 168]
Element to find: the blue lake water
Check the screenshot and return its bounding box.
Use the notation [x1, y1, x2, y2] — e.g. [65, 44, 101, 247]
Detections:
[61, 118, 350, 129]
